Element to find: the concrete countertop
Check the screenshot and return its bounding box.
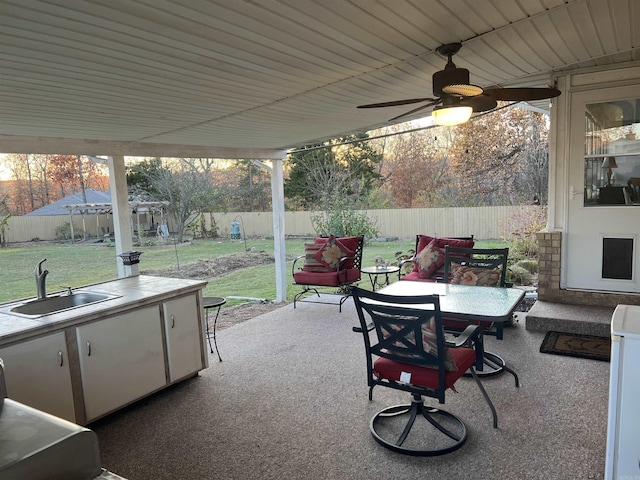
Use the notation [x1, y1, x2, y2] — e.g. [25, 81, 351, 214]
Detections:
[0, 275, 208, 347]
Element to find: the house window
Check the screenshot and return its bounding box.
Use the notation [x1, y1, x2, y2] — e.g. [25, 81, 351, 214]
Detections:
[584, 99, 640, 206]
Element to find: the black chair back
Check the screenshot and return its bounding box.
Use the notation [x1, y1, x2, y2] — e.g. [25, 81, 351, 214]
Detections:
[442, 246, 509, 287]
[352, 286, 449, 402]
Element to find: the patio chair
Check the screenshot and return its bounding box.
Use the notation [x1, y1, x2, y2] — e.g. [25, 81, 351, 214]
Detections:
[442, 246, 509, 337]
[292, 235, 363, 312]
[398, 234, 474, 282]
[441, 246, 520, 385]
[352, 286, 497, 456]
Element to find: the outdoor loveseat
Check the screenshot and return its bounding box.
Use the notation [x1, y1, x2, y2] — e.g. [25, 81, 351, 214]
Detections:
[399, 234, 475, 283]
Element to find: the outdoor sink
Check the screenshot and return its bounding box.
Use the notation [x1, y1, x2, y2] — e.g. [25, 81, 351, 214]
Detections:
[8, 291, 120, 317]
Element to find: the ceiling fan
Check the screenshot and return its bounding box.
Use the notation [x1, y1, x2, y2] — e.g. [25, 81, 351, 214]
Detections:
[357, 42, 561, 125]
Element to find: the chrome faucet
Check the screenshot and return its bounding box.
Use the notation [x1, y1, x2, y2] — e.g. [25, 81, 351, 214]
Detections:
[35, 258, 49, 300]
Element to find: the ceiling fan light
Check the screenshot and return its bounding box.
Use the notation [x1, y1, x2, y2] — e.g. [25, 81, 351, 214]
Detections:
[442, 83, 484, 97]
[432, 105, 472, 126]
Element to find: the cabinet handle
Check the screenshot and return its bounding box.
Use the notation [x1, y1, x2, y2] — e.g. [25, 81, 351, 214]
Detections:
[171, 314, 175, 328]
[58, 350, 64, 367]
[87, 340, 91, 356]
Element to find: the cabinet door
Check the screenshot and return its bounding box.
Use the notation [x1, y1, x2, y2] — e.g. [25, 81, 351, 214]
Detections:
[76, 305, 166, 422]
[613, 336, 640, 478]
[0, 332, 75, 422]
[163, 294, 204, 382]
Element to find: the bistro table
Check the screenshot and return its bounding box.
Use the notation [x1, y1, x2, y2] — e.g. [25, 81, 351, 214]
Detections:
[361, 265, 400, 291]
[377, 281, 525, 385]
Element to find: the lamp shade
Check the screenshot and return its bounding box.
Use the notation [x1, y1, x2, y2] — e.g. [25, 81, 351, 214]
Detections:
[432, 105, 473, 126]
[602, 156, 618, 169]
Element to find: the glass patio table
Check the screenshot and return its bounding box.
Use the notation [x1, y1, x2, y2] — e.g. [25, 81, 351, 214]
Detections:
[377, 281, 525, 384]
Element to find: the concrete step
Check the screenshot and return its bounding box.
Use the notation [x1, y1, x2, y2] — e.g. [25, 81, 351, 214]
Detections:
[525, 300, 614, 338]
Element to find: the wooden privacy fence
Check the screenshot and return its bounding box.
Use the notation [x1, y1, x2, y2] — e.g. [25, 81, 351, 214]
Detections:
[2, 205, 544, 243]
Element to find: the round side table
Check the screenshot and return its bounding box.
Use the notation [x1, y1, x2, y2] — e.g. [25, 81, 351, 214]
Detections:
[203, 296, 226, 362]
[361, 265, 400, 291]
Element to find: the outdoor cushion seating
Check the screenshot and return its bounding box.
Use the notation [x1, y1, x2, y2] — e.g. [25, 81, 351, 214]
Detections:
[292, 235, 364, 312]
[399, 234, 475, 283]
[352, 286, 497, 456]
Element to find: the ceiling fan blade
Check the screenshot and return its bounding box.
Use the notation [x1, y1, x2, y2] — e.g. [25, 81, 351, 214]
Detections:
[483, 87, 561, 101]
[460, 95, 498, 113]
[357, 98, 437, 109]
[388, 99, 441, 122]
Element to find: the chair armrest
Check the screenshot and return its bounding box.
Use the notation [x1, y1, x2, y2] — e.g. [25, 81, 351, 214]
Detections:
[291, 255, 305, 276]
[446, 324, 480, 348]
[353, 322, 375, 333]
[398, 257, 415, 279]
[337, 255, 356, 271]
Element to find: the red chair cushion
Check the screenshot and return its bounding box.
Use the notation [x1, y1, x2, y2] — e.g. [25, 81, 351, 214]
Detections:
[293, 268, 360, 287]
[373, 347, 476, 391]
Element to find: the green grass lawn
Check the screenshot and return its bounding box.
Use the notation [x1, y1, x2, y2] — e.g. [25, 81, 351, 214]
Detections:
[0, 237, 507, 305]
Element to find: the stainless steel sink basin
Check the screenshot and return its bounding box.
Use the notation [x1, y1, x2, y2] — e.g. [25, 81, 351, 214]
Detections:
[8, 291, 119, 317]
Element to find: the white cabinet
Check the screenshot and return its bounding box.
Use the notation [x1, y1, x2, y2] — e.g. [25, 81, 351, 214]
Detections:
[605, 304, 640, 480]
[0, 331, 75, 422]
[76, 305, 167, 422]
[163, 294, 206, 383]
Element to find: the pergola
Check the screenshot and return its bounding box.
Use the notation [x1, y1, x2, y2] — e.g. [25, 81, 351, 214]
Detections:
[62, 201, 169, 242]
[1, 0, 638, 300]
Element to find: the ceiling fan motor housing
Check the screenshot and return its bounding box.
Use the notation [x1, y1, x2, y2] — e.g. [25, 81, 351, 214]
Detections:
[433, 67, 471, 97]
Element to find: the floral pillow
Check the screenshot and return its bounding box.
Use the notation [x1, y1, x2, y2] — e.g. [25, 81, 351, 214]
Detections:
[312, 235, 355, 270]
[381, 316, 457, 371]
[450, 263, 502, 286]
[417, 240, 445, 279]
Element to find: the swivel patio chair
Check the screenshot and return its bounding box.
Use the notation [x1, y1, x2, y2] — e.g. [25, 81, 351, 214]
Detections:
[442, 246, 520, 385]
[352, 286, 497, 456]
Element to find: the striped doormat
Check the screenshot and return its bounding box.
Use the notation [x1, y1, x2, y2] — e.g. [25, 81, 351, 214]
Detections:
[540, 331, 611, 362]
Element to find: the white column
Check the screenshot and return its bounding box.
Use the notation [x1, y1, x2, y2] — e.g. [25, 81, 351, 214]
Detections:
[270, 160, 287, 303]
[107, 155, 138, 277]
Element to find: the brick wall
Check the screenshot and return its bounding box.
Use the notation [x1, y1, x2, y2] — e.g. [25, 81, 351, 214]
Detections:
[537, 231, 640, 306]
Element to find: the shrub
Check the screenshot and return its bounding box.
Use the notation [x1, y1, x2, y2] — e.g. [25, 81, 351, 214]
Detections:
[310, 197, 379, 239]
[55, 222, 83, 241]
[503, 206, 546, 262]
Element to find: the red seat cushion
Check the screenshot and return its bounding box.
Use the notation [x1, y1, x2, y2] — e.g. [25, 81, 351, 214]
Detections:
[293, 268, 360, 287]
[373, 347, 476, 391]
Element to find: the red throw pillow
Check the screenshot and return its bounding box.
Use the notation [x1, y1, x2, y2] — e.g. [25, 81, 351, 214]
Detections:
[313, 235, 355, 269]
[417, 240, 445, 279]
[413, 235, 474, 273]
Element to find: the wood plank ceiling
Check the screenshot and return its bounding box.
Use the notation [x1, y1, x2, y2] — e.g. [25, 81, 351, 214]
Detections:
[0, 0, 638, 157]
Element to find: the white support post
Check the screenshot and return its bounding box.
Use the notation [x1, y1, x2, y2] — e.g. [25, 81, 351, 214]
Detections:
[107, 155, 138, 277]
[270, 159, 287, 303]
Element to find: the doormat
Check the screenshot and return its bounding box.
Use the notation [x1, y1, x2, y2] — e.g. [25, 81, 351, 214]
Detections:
[540, 331, 611, 362]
